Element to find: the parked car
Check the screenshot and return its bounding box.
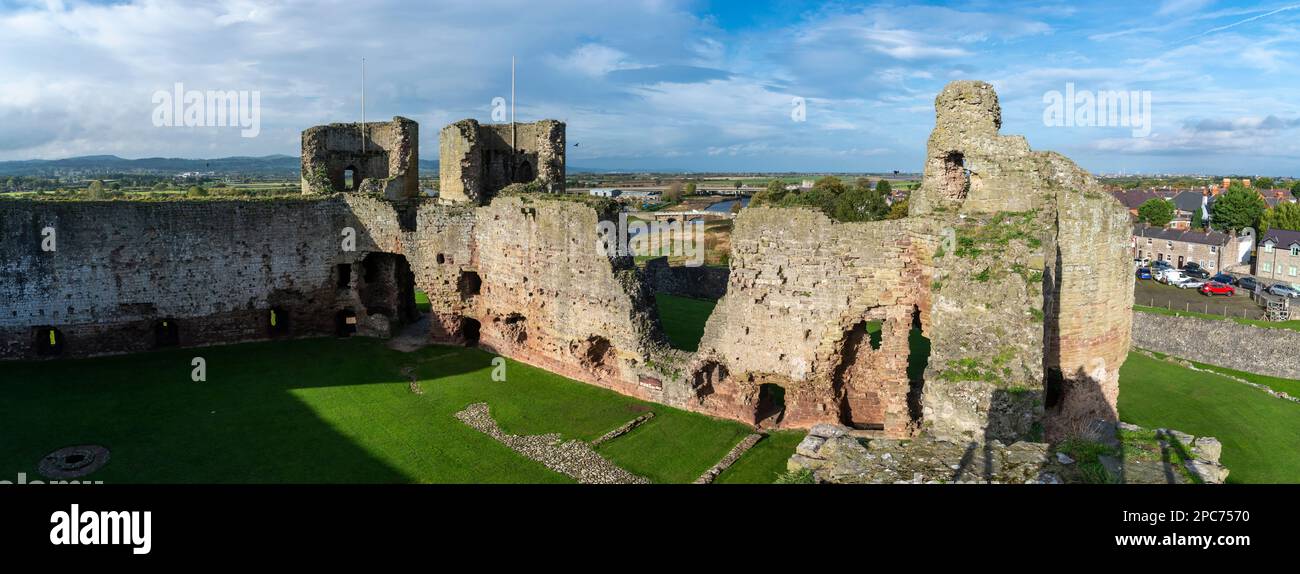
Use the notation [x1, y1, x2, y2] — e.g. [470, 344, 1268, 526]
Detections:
[1183, 268, 1211, 280]
[1183, 262, 1203, 273]
[1136, 267, 1153, 280]
[1268, 283, 1300, 298]
[1152, 260, 1173, 271]
[1176, 277, 1206, 289]
[1211, 273, 1235, 285]
[1156, 269, 1186, 284]
[1238, 276, 1260, 291]
[1200, 282, 1234, 296]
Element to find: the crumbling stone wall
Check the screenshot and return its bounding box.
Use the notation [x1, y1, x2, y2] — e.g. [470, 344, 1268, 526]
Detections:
[641, 257, 729, 300]
[301, 116, 419, 200]
[0, 197, 421, 358]
[689, 209, 937, 435]
[462, 195, 666, 400]
[439, 119, 565, 204]
[1, 86, 1133, 446]
[911, 81, 1133, 442]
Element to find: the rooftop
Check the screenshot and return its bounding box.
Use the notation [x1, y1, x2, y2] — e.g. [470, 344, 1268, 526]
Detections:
[1133, 223, 1230, 246]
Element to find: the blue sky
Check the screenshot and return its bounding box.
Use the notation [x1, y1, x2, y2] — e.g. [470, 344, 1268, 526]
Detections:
[1, 0, 1299, 175]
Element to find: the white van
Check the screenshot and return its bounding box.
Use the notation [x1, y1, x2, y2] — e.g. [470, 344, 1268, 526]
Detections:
[1156, 268, 1186, 284]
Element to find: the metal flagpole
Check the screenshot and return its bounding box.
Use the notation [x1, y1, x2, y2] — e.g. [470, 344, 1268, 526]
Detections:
[361, 58, 367, 153]
[511, 56, 516, 150]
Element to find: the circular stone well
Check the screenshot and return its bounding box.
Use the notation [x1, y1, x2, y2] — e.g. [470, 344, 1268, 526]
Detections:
[38, 445, 111, 480]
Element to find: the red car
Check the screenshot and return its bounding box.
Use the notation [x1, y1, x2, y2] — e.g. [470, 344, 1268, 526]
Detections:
[1199, 282, 1234, 296]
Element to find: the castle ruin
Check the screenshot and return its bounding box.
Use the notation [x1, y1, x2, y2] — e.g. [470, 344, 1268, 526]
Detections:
[0, 81, 1134, 444]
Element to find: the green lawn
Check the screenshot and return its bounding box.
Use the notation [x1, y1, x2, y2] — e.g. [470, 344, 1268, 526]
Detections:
[0, 338, 759, 483]
[654, 293, 717, 351]
[1134, 305, 1300, 333]
[1187, 361, 1300, 398]
[597, 411, 753, 483]
[1118, 352, 1300, 484]
[415, 290, 431, 313]
[714, 431, 805, 484]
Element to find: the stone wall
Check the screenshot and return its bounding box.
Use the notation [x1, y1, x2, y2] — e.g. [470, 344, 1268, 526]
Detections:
[1131, 311, 1300, 380]
[439, 119, 565, 204]
[641, 257, 729, 300]
[690, 208, 935, 434]
[301, 117, 419, 200]
[463, 195, 666, 402]
[0, 197, 439, 359]
[911, 81, 1134, 443]
[1, 82, 1135, 445]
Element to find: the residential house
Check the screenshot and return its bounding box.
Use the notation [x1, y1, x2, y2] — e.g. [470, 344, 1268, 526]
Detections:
[1259, 188, 1295, 209]
[1132, 224, 1245, 272]
[1170, 190, 1212, 230]
[1255, 228, 1300, 283]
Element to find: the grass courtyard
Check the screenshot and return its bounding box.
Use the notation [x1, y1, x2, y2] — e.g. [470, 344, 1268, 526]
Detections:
[0, 337, 782, 483]
[1117, 352, 1300, 484]
[3, 290, 1294, 484]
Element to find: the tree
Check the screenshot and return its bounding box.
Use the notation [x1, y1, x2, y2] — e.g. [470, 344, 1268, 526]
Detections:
[1261, 202, 1300, 232]
[876, 179, 892, 195]
[733, 180, 743, 190]
[1191, 205, 1204, 229]
[751, 179, 787, 206]
[1290, 180, 1300, 199]
[665, 183, 686, 205]
[830, 184, 888, 222]
[684, 182, 696, 196]
[1211, 183, 1266, 233]
[1136, 198, 1174, 227]
[1254, 177, 1274, 190]
[811, 176, 848, 195]
[87, 180, 106, 199]
[187, 185, 208, 198]
[887, 198, 909, 220]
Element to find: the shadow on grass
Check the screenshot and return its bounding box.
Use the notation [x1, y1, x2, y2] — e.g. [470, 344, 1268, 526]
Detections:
[0, 337, 509, 484]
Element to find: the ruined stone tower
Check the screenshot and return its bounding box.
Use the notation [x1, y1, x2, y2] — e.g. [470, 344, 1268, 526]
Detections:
[911, 81, 1135, 442]
[301, 116, 419, 200]
[439, 118, 565, 204]
[0, 82, 1132, 445]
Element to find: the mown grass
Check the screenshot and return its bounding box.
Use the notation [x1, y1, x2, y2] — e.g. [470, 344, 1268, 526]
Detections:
[1118, 351, 1300, 484]
[0, 338, 757, 483]
[654, 293, 717, 352]
[1134, 305, 1300, 333]
[714, 431, 806, 484]
[1183, 361, 1300, 398]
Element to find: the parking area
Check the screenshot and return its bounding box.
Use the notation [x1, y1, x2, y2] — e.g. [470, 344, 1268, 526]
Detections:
[1134, 276, 1267, 319]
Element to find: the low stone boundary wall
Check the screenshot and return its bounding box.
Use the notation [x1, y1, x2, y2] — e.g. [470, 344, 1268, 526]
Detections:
[1131, 311, 1300, 380]
[642, 257, 729, 300]
[590, 412, 655, 446]
[694, 433, 763, 484]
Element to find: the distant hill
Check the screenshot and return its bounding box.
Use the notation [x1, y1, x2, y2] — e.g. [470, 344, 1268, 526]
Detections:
[0, 155, 449, 178]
